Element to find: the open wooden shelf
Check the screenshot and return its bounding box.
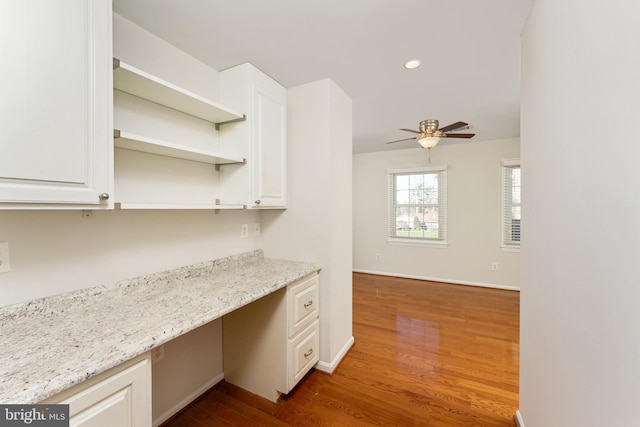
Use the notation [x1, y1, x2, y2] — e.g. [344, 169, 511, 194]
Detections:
[113, 58, 245, 127]
[114, 202, 246, 210]
[114, 130, 245, 165]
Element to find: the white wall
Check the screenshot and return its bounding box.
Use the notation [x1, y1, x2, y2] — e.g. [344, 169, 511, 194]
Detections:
[151, 321, 223, 425]
[261, 79, 354, 371]
[353, 138, 520, 289]
[519, 1, 640, 426]
[0, 209, 259, 305]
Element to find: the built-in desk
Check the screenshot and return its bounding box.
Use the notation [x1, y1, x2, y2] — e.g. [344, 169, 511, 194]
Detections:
[0, 250, 320, 408]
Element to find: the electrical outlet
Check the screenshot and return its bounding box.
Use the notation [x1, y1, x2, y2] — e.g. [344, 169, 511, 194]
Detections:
[0, 242, 10, 273]
[491, 262, 499, 271]
[151, 345, 165, 363]
[253, 223, 261, 236]
[376, 253, 381, 261]
[240, 224, 249, 238]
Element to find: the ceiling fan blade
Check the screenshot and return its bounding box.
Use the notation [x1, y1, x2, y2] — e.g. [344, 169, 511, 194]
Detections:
[439, 121, 469, 133]
[443, 133, 475, 138]
[399, 128, 420, 134]
[386, 137, 416, 144]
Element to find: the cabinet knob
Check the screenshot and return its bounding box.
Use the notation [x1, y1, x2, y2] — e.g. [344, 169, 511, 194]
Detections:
[304, 348, 313, 358]
[304, 300, 313, 308]
[254, 200, 261, 205]
[99, 193, 110, 201]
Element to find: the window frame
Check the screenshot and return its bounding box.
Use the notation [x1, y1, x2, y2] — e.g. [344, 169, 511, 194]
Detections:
[387, 165, 448, 247]
[502, 159, 521, 250]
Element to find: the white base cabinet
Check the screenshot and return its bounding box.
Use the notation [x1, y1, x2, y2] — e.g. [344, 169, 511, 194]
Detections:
[219, 63, 287, 209]
[42, 354, 152, 427]
[223, 273, 319, 401]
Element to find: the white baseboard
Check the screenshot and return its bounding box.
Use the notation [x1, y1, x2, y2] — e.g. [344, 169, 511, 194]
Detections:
[315, 336, 355, 374]
[515, 410, 525, 427]
[352, 269, 520, 291]
[152, 372, 225, 427]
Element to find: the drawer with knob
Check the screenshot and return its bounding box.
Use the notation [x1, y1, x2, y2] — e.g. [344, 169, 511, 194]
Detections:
[288, 319, 319, 389]
[287, 274, 319, 337]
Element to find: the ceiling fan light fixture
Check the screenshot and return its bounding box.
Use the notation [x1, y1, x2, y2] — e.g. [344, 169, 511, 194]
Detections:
[404, 59, 421, 69]
[418, 136, 440, 149]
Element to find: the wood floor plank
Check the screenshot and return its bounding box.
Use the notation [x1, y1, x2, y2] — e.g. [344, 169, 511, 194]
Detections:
[162, 273, 519, 426]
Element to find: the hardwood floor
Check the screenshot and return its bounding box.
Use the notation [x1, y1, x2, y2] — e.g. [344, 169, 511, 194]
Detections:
[163, 273, 520, 426]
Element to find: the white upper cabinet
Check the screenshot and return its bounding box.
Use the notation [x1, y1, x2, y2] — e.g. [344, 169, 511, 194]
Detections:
[219, 64, 287, 208]
[0, 0, 113, 209]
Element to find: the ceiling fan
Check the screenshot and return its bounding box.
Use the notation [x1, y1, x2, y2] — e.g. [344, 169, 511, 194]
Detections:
[386, 119, 475, 149]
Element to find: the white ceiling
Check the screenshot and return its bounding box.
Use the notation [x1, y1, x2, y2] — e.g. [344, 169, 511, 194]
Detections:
[112, 0, 533, 154]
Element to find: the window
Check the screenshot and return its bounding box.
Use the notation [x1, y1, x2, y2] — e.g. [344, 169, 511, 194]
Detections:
[502, 160, 521, 246]
[388, 166, 447, 244]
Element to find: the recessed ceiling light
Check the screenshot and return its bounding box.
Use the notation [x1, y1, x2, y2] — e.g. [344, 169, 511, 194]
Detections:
[404, 59, 421, 69]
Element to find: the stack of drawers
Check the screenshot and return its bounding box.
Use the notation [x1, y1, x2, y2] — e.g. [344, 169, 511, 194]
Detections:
[286, 274, 320, 390]
[223, 272, 320, 402]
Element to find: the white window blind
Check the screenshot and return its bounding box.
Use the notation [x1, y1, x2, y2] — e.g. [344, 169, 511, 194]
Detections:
[388, 166, 447, 243]
[502, 160, 521, 246]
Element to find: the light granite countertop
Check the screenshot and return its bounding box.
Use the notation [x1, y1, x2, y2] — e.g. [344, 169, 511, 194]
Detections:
[0, 250, 320, 404]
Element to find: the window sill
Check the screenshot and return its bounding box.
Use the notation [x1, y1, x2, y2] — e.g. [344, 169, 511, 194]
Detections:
[387, 238, 449, 248]
[501, 245, 520, 253]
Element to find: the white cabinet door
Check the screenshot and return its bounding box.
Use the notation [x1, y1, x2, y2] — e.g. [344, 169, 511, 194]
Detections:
[43, 354, 152, 427]
[251, 74, 287, 208]
[0, 0, 113, 208]
[219, 63, 287, 208]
